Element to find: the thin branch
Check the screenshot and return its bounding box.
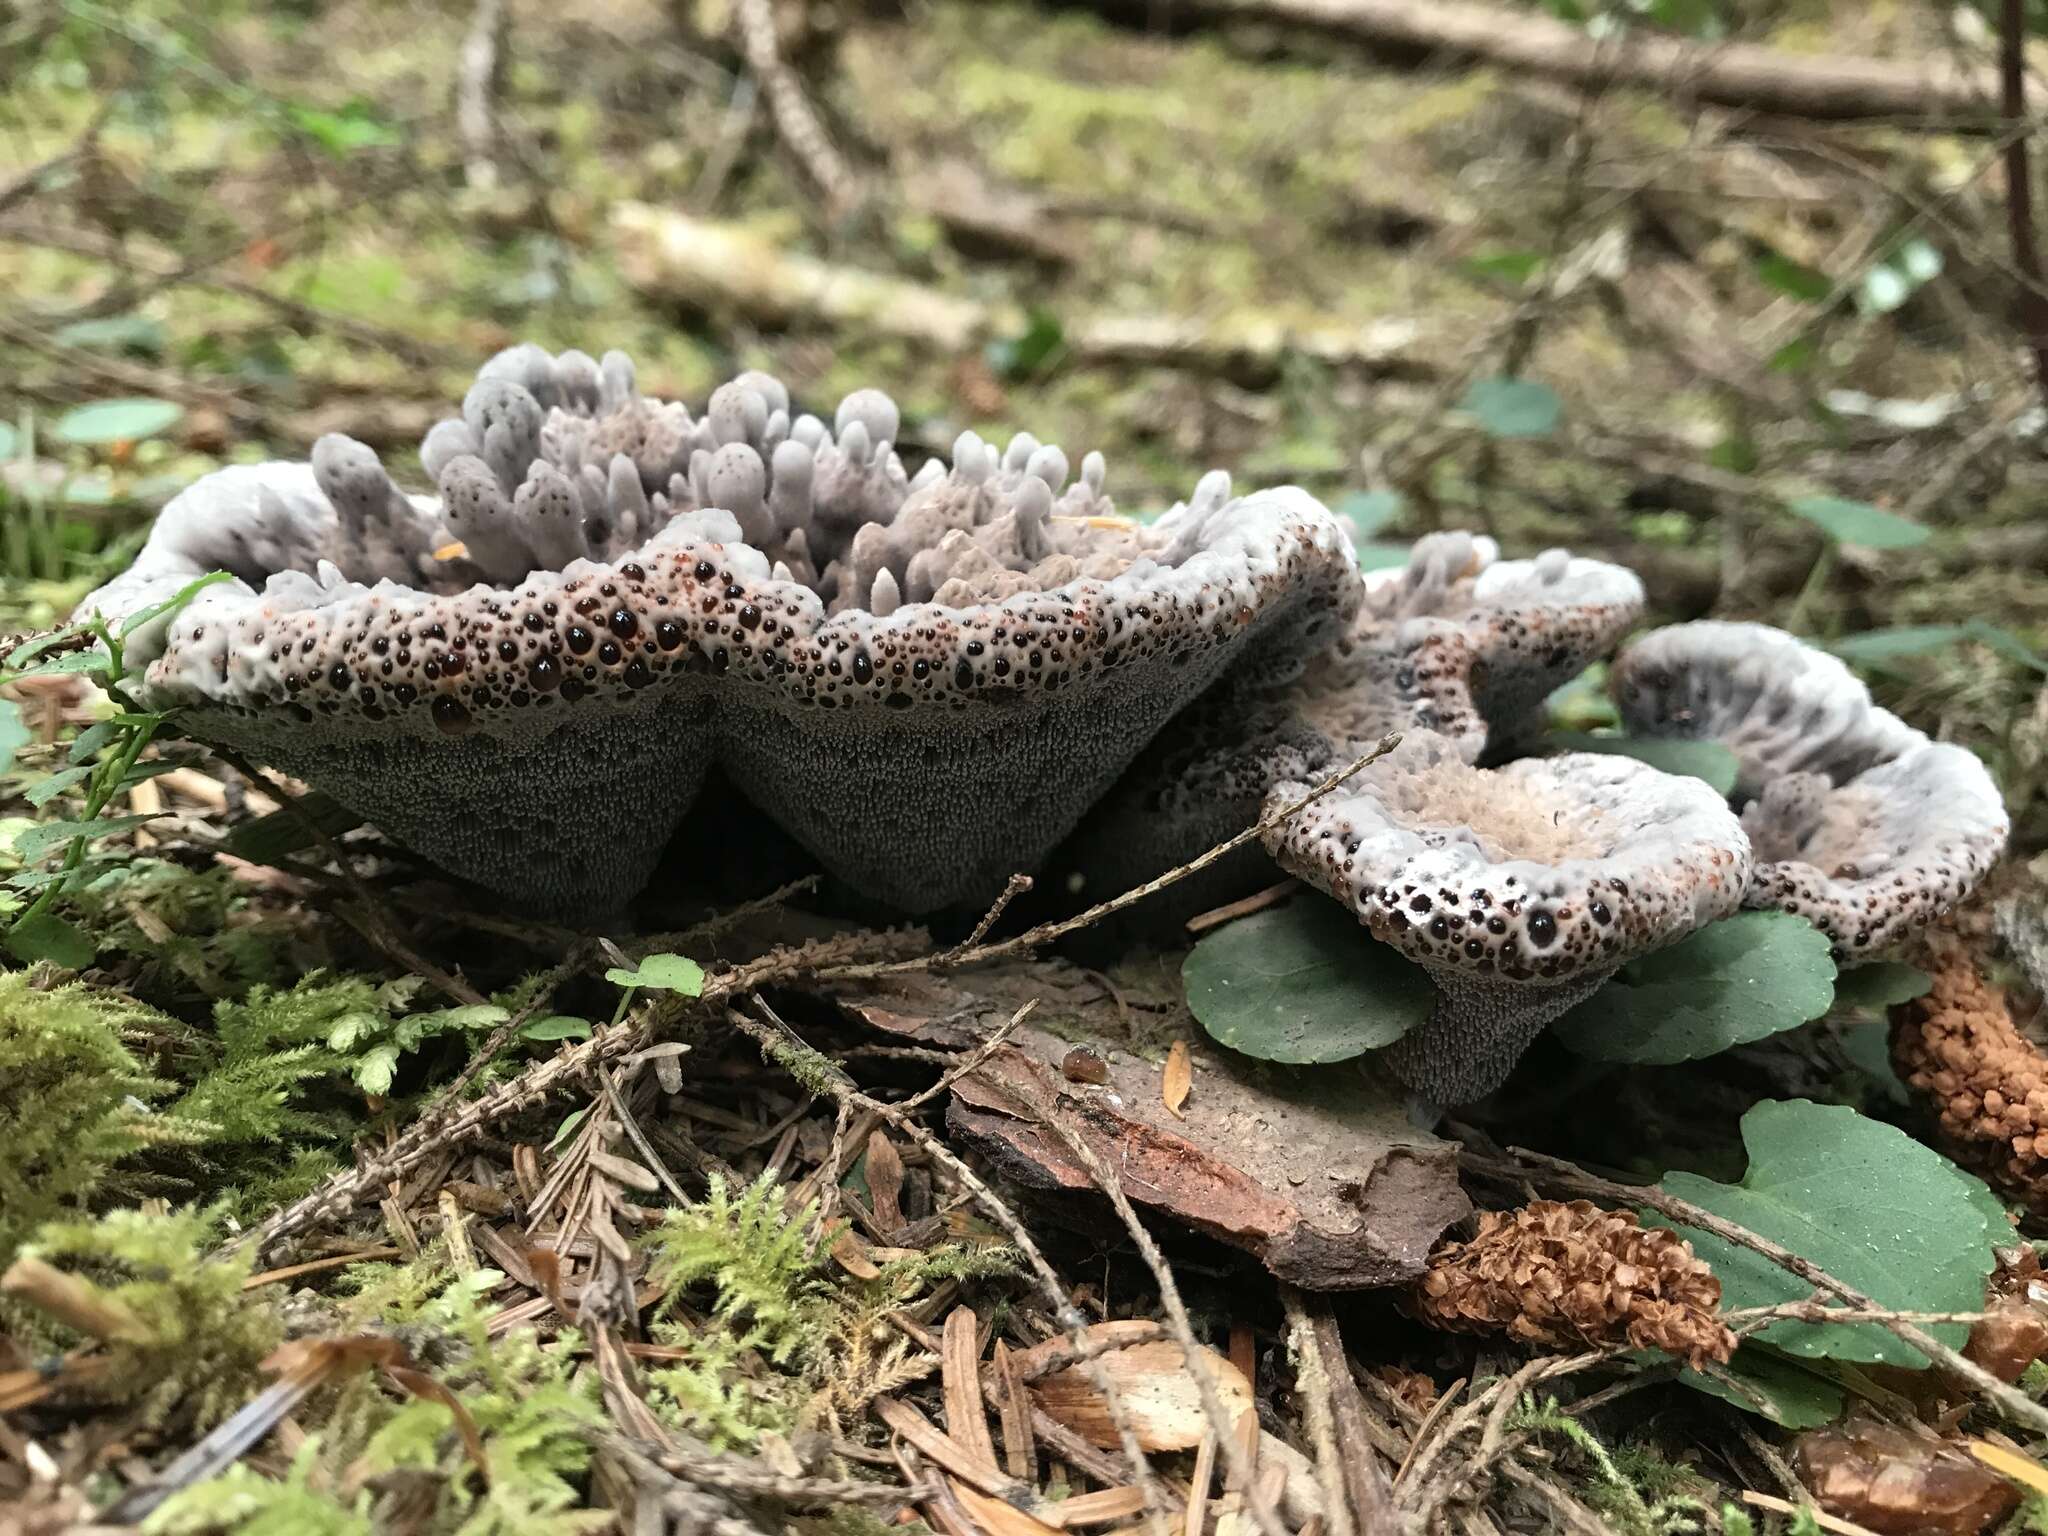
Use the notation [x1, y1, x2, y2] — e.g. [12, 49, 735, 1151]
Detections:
[2002, 0, 2048, 402]
[727, 0, 862, 219]
[227, 929, 923, 1261]
[817, 736, 1400, 984]
[1463, 1145, 2048, 1436]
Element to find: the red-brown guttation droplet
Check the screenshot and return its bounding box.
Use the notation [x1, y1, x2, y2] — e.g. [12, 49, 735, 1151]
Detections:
[432, 696, 474, 736]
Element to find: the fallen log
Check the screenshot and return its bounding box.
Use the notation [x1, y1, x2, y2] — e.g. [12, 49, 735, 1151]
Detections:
[1117, 0, 2002, 129]
[611, 202, 1431, 382]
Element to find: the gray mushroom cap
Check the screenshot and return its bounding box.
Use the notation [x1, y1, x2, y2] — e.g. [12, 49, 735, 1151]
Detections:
[1297, 532, 1646, 761]
[1052, 532, 1645, 923]
[79, 346, 1360, 917]
[1262, 731, 1752, 1103]
[1611, 621, 2009, 956]
[1609, 621, 1926, 801]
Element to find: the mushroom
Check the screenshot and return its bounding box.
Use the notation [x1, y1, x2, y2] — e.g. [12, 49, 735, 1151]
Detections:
[1261, 731, 1752, 1103]
[80, 345, 1360, 917]
[1611, 621, 2009, 956]
[1052, 532, 1643, 921]
[1293, 532, 1646, 763]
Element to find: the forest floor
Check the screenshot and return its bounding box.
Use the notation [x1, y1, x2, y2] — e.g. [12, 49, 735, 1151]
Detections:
[4, 0, 2048, 1532]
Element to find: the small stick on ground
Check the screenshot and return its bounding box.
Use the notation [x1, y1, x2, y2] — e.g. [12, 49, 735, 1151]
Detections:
[1282, 1289, 1354, 1536]
[1185, 878, 1298, 935]
[2003, 0, 2048, 404]
[230, 930, 922, 1261]
[456, 0, 507, 192]
[1292, 1299, 1401, 1536]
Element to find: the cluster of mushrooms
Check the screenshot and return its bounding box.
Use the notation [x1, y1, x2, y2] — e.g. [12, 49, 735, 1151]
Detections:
[84, 346, 2010, 1104]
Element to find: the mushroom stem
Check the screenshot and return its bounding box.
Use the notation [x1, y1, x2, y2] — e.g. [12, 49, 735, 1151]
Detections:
[1384, 969, 1611, 1105]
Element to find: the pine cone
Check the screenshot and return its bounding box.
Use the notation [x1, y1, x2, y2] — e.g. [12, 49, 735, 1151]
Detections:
[1890, 943, 2048, 1208]
[1410, 1199, 1735, 1368]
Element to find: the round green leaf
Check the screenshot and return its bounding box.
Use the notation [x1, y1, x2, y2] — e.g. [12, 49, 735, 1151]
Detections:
[1457, 375, 1562, 439]
[522, 1014, 593, 1042]
[1354, 541, 1413, 572]
[1655, 1099, 2004, 1368]
[1549, 732, 1739, 795]
[53, 398, 184, 446]
[1681, 1347, 1845, 1429]
[1182, 898, 1434, 1064]
[1546, 668, 1620, 732]
[1553, 912, 1835, 1065]
[4, 910, 96, 968]
[1787, 495, 1929, 550]
[1837, 1019, 1910, 1106]
[1831, 961, 1930, 1012]
[605, 952, 705, 995]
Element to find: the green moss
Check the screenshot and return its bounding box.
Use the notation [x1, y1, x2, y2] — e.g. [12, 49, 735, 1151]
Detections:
[647, 1172, 830, 1366]
[153, 1260, 606, 1536]
[19, 1205, 281, 1432]
[145, 1442, 374, 1536]
[0, 973, 192, 1267]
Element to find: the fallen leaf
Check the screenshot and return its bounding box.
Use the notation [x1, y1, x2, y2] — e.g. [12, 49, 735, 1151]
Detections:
[1032, 1332, 1250, 1452]
[1970, 1440, 2048, 1498]
[831, 1228, 882, 1281]
[1794, 1419, 2018, 1535]
[1163, 1039, 1191, 1119]
[1964, 1248, 2048, 1384]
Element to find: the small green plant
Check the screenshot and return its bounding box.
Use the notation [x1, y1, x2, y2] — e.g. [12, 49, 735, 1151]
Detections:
[1782, 494, 1930, 632]
[640, 1174, 1019, 1446]
[165, 974, 512, 1182]
[350, 1272, 605, 1536]
[144, 1440, 375, 1536]
[1508, 1395, 1711, 1535]
[1, 568, 231, 967]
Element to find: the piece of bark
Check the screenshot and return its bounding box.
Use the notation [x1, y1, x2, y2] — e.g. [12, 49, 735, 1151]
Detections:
[835, 962, 1466, 1289]
[1110, 0, 1999, 129]
[611, 204, 1430, 383]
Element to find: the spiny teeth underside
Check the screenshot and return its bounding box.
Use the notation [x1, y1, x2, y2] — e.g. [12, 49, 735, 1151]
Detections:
[304, 343, 1221, 618]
